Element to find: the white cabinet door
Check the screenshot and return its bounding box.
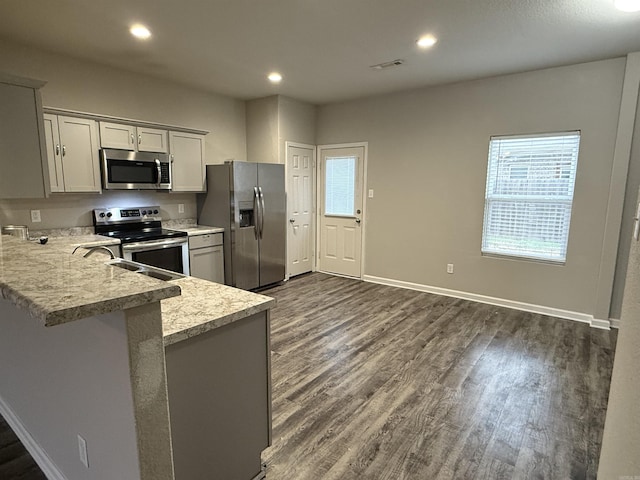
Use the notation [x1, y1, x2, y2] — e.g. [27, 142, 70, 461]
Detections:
[42, 113, 65, 192]
[189, 245, 224, 283]
[137, 127, 168, 153]
[170, 132, 205, 192]
[99, 122, 136, 150]
[100, 122, 168, 153]
[58, 116, 101, 192]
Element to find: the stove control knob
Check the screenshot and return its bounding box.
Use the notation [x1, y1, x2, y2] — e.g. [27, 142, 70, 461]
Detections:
[99, 212, 106, 218]
[141, 210, 147, 215]
[106, 212, 112, 218]
[153, 209, 159, 214]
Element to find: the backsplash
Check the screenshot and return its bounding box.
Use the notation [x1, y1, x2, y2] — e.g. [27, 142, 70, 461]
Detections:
[0, 191, 198, 230]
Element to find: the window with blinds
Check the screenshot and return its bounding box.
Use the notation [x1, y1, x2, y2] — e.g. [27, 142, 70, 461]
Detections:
[481, 131, 580, 263]
[325, 156, 356, 216]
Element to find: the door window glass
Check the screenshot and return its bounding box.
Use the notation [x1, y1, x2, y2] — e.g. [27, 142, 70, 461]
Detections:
[325, 156, 356, 216]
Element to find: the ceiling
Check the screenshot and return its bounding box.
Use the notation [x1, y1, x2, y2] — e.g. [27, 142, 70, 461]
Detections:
[1, 0, 639, 105]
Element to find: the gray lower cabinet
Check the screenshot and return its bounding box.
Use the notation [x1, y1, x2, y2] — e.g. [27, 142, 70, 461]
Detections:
[164, 311, 271, 480]
[189, 233, 224, 283]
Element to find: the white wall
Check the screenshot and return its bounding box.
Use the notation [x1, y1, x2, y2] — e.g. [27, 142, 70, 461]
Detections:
[0, 301, 140, 479]
[317, 58, 626, 319]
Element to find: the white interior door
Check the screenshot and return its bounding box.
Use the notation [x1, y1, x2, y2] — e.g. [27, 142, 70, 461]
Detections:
[318, 145, 365, 278]
[287, 144, 315, 277]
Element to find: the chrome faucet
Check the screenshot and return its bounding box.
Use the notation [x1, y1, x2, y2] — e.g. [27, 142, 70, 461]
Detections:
[72, 245, 116, 259]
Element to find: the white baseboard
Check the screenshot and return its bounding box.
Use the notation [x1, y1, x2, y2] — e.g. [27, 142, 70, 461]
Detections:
[0, 395, 67, 480]
[363, 274, 609, 329]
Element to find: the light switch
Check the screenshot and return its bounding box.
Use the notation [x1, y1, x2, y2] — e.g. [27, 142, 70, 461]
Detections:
[30, 210, 41, 223]
[178, 204, 185, 214]
[368, 189, 374, 198]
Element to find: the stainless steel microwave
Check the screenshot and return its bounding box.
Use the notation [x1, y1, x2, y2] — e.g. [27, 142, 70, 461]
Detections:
[100, 148, 171, 190]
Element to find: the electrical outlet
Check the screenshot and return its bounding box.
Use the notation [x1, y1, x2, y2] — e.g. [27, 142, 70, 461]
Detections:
[30, 210, 41, 223]
[368, 189, 374, 198]
[78, 434, 89, 468]
[447, 263, 454, 274]
[178, 204, 185, 214]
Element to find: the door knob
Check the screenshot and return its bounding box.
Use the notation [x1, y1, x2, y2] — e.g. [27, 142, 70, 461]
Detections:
[355, 218, 361, 224]
[289, 218, 295, 223]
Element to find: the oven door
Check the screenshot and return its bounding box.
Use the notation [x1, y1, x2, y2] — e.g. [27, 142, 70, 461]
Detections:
[122, 238, 190, 275]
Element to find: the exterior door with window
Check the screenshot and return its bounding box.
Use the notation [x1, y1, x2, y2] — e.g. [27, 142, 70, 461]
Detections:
[318, 146, 365, 277]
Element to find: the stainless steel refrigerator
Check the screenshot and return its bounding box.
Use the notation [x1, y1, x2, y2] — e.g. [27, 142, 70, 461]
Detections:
[197, 161, 286, 290]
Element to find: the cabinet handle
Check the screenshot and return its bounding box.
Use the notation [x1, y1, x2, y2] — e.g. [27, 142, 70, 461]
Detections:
[62, 145, 66, 157]
[130, 133, 134, 145]
[171, 154, 174, 163]
[55, 144, 60, 156]
[138, 134, 142, 145]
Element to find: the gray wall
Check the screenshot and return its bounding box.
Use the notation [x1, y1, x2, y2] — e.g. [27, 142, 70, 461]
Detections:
[246, 96, 279, 163]
[246, 95, 316, 164]
[598, 186, 640, 479]
[317, 58, 626, 318]
[0, 302, 140, 479]
[278, 95, 316, 159]
[610, 84, 640, 320]
[0, 191, 196, 231]
[0, 38, 246, 228]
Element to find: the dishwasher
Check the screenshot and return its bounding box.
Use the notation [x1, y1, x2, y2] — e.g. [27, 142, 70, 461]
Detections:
[188, 233, 225, 283]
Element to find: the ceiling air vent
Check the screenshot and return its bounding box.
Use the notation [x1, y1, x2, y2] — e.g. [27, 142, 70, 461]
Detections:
[370, 59, 405, 71]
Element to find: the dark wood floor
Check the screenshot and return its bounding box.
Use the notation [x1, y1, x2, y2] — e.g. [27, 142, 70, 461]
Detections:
[261, 273, 617, 480]
[0, 416, 46, 480]
[0, 272, 617, 479]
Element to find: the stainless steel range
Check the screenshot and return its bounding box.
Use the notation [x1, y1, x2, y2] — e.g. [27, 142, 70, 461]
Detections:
[93, 206, 189, 275]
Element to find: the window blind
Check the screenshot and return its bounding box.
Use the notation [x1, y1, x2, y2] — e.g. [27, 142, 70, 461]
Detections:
[325, 156, 356, 216]
[481, 132, 580, 263]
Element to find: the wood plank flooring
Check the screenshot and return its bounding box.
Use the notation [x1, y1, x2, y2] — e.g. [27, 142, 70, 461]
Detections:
[261, 273, 617, 480]
[0, 415, 46, 480]
[0, 272, 617, 479]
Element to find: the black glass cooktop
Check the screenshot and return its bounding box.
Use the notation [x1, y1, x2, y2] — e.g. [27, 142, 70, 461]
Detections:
[99, 228, 187, 244]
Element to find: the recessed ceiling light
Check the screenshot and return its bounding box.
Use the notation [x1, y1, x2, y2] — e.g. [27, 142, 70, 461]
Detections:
[416, 35, 438, 49]
[130, 24, 151, 39]
[268, 72, 282, 84]
[615, 0, 640, 11]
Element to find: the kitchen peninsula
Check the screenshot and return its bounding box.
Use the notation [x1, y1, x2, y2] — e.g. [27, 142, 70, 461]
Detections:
[0, 233, 274, 480]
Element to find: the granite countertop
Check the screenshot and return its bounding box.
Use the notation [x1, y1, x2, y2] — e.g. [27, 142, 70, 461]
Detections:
[1, 227, 274, 343]
[170, 224, 225, 236]
[161, 276, 274, 346]
[0, 234, 179, 326]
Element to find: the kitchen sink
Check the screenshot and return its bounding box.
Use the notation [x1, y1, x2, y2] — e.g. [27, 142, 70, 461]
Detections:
[106, 258, 185, 281]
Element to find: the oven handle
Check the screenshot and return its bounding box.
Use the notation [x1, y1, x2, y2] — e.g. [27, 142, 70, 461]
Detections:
[122, 238, 187, 253]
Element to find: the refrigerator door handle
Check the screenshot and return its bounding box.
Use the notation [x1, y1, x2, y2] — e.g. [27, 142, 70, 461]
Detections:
[258, 186, 265, 239]
[253, 186, 260, 240]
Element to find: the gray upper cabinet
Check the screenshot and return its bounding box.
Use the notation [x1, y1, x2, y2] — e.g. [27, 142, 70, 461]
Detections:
[99, 121, 169, 153]
[43, 114, 101, 193]
[0, 74, 49, 199]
